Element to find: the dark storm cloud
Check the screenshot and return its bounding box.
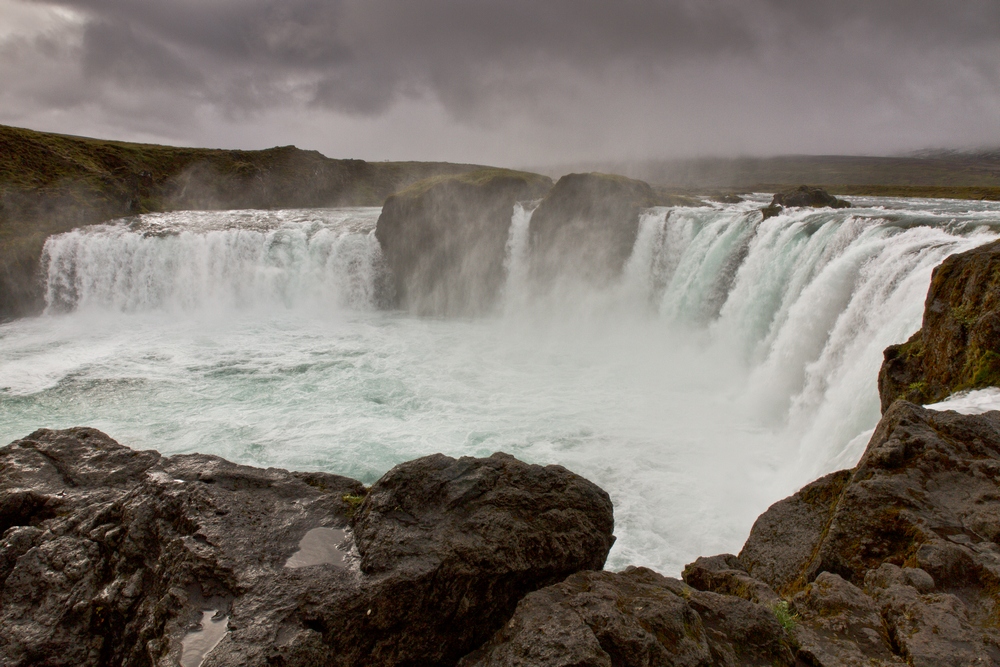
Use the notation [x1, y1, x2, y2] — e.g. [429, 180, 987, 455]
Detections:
[2, 0, 999, 161]
[26, 0, 766, 114]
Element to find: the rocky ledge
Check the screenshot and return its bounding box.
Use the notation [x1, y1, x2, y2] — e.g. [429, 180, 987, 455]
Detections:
[5, 398, 1000, 666]
[462, 400, 1000, 666]
[0, 429, 612, 666]
[880, 238, 1000, 410]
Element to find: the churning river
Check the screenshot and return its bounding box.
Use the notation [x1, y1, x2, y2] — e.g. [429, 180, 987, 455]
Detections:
[4, 196, 1000, 573]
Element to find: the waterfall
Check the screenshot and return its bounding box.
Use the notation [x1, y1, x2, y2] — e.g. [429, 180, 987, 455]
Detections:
[37, 199, 1000, 473]
[501, 201, 538, 313]
[499, 199, 1000, 472]
[19, 196, 1000, 573]
[42, 209, 384, 314]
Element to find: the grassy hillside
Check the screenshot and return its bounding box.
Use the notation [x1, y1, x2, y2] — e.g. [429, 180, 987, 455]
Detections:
[0, 124, 482, 319]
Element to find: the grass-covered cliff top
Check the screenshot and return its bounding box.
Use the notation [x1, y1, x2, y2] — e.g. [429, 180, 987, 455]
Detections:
[0, 124, 483, 318]
[0, 124, 481, 212]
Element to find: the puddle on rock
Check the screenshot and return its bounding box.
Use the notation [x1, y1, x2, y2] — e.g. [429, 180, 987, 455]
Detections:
[179, 610, 228, 667]
[285, 527, 348, 568]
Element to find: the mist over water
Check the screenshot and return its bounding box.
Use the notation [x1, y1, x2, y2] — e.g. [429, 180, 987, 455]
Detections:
[3, 198, 1000, 573]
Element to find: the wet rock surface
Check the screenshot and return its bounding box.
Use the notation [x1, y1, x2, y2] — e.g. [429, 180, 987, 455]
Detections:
[0, 428, 613, 667]
[880, 238, 1000, 409]
[5, 400, 1000, 666]
[761, 185, 851, 219]
[528, 172, 656, 287]
[374, 168, 552, 315]
[458, 567, 795, 667]
[467, 401, 1000, 666]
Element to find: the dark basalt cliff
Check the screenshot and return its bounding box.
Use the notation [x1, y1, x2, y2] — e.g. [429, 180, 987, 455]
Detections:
[374, 168, 552, 315]
[464, 402, 1000, 667]
[528, 173, 656, 287]
[879, 239, 1000, 411]
[0, 124, 481, 321]
[0, 428, 613, 667]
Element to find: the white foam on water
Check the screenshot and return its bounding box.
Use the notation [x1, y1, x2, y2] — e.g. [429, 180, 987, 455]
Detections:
[926, 388, 1000, 415]
[3, 199, 1000, 575]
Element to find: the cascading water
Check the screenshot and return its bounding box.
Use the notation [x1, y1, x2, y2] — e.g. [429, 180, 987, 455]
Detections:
[3, 196, 1000, 573]
[42, 208, 385, 313]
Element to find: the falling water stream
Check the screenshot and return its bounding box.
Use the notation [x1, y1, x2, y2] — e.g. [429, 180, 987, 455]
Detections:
[3, 197, 1000, 573]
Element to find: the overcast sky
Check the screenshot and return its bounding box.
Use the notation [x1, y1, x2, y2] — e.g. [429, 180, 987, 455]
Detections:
[1, 0, 998, 166]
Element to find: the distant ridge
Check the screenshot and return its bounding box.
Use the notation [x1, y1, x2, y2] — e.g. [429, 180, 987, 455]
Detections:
[540, 153, 1000, 195]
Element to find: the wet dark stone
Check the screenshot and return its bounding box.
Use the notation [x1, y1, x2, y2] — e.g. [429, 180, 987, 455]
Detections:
[0, 429, 613, 667]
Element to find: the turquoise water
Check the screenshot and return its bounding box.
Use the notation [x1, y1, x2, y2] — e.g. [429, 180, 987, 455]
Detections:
[2, 199, 999, 573]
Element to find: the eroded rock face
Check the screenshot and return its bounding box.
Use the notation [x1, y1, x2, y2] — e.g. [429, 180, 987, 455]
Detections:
[528, 172, 655, 287]
[0, 429, 614, 667]
[760, 185, 851, 220]
[469, 402, 1000, 666]
[740, 401, 1000, 665]
[879, 238, 1000, 410]
[374, 168, 552, 315]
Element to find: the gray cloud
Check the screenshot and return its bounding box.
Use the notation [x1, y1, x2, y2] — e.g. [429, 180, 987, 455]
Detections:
[1, 0, 998, 163]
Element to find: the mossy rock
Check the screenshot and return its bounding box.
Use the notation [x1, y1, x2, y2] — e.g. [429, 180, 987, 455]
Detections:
[878, 239, 1000, 410]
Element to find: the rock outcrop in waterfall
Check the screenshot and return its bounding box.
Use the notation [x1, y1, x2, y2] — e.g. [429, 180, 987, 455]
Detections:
[880, 238, 1000, 410]
[374, 170, 664, 314]
[374, 168, 552, 315]
[760, 185, 852, 220]
[528, 173, 656, 287]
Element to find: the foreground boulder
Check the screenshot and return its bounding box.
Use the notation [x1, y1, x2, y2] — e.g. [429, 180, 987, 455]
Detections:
[880, 238, 1000, 410]
[0, 428, 613, 667]
[374, 168, 552, 315]
[467, 401, 1000, 666]
[761, 185, 851, 220]
[529, 173, 655, 287]
[459, 566, 795, 667]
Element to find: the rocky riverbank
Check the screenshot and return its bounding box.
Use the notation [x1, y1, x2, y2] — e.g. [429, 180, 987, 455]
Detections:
[880, 238, 1000, 410]
[0, 429, 613, 667]
[4, 398, 1000, 666]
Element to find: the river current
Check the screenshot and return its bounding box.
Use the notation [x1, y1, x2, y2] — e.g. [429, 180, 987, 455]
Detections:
[3, 196, 1000, 573]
